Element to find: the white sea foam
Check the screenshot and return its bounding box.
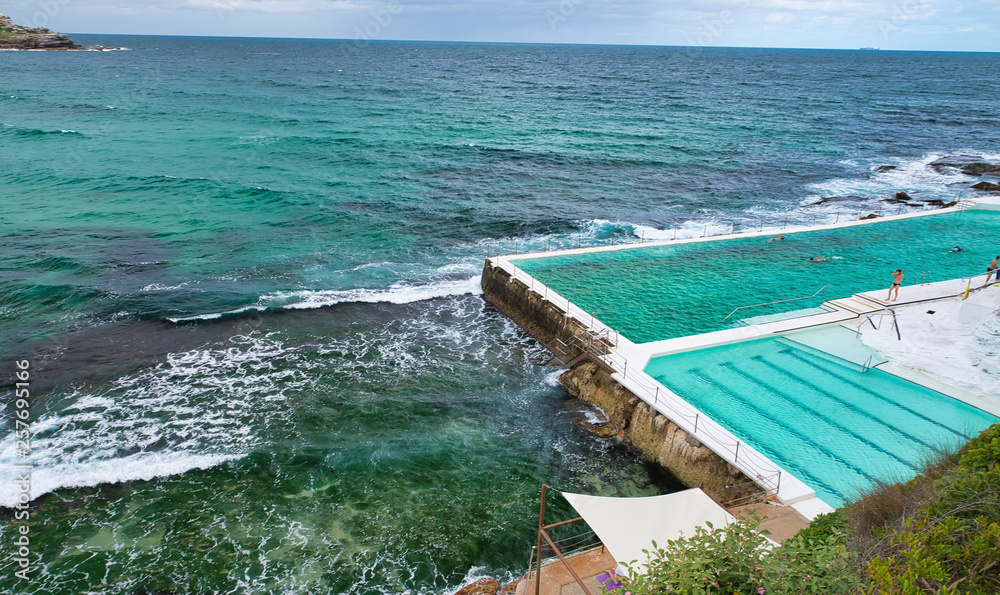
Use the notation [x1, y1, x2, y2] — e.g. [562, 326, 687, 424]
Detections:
[169, 275, 482, 323]
[0, 333, 299, 508]
[264, 274, 482, 310]
[632, 219, 735, 241]
[860, 287, 1000, 399]
[581, 405, 609, 425]
[142, 281, 191, 291]
[543, 369, 564, 387]
[804, 151, 994, 217]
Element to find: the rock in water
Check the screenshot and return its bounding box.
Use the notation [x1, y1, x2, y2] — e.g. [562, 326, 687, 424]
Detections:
[455, 578, 500, 595]
[971, 181, 1000, 191]
[497, 578, 521, 595]
[960, 163, 1000, 176]
[895, 191, 913, 201]
[810, 194, 865, 206]
[928, 156, 1000, 176]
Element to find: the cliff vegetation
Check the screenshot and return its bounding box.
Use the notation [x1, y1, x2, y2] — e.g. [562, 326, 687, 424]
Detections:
[616, 422, 1000, 594]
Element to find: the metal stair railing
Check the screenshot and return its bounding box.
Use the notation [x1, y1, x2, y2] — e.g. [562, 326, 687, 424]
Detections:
[722, 285, 830, 322]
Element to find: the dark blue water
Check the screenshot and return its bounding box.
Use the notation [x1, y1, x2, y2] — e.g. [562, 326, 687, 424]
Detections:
[1, 37, 999, 593]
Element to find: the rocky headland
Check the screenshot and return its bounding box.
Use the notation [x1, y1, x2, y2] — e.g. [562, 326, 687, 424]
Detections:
[0, 13, 117, 50]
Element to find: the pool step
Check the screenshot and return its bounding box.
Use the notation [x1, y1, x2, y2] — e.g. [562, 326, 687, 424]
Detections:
[825, 295, 885, 314]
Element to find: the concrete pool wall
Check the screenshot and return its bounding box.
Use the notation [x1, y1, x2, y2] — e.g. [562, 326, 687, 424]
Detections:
[482, 198, 1000, 517]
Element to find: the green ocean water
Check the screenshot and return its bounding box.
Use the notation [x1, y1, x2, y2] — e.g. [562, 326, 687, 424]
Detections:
[1, 37, 999, 593]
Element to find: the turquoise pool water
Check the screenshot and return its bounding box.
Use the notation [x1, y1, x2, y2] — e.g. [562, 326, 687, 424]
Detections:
[516, 209, 1000, 343]
[644, 335, 999, 506]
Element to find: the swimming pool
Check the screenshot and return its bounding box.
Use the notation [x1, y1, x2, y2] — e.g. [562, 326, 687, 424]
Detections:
[516, 209, 1000, 343]
[644, 333, 999, 507]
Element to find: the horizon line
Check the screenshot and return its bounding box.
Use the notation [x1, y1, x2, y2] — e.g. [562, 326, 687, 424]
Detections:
[62, 33, 1000, 54]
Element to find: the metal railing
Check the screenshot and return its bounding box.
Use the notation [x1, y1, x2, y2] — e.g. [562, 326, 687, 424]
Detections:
[722, 285, 830, 322]
[528, 485, 596, 595]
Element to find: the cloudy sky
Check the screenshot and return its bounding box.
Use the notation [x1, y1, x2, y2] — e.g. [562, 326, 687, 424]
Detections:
[4, 0, 998, 51]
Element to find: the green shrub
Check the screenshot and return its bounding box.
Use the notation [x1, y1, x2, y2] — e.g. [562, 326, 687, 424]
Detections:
[794, 508, 847, 545]
[616, 511, 861, 594]
[862, 424, 1000, 594]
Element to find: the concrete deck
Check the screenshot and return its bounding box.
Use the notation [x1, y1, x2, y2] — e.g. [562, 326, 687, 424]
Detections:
[514, 547, 617, 595]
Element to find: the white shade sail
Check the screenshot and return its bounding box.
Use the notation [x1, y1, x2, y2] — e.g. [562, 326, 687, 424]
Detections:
[561, 488, 735, 574]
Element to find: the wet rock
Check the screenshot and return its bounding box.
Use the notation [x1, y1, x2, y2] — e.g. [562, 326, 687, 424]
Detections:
[971, 181, 1000, 191]
[961, 163, 1000, 176]
[498, 578, 521, 595]
[929, 155, 985, 173]
[875, 165, 897, 172]
[455, 578, 500, 595]
[810, 195, 865, 206]
[895, 191, 913, 201]
[579, 420, 621, 438]
[859, 214, 880, 220]
[929, 156, 1000, 177]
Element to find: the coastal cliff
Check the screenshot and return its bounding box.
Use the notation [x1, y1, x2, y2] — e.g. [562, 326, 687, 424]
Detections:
[0, 13, 83, 49]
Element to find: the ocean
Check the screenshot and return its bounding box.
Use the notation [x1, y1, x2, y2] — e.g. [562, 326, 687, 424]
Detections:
[1, 36, 998, 593]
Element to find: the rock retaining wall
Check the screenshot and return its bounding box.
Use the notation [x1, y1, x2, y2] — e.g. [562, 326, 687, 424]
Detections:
[482, 259, 765, 505]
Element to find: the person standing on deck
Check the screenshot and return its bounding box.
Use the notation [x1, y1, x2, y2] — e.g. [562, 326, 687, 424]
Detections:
[887, 269, 904, 301]
[986, 256, 999, 286]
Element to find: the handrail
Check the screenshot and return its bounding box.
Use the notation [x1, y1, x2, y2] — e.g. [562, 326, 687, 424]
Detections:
[722, 285, 830, 322]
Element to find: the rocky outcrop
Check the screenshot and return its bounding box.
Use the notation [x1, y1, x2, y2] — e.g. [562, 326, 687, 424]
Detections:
[810, 194, 865, 206]
[0, 13, 98, 50]
[497, 577, 521, 595]
[929, 156, 1000, 177]
[454, 577, 500, 595]
[560, 362, 765, 505]
[970, 181, 1000, 191]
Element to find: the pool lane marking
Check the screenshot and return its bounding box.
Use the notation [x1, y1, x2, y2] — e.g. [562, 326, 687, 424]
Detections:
[779, 349, 972, 440]
[751, 354, 941, 455]
[684, 367, 856, 502]
[719, 361, 918, 473]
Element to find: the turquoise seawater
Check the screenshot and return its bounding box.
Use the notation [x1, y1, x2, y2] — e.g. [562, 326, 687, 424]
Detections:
[644, 335, 999, 507]
[2, 37, 1000, 593]
[517, 209, 1000, 343]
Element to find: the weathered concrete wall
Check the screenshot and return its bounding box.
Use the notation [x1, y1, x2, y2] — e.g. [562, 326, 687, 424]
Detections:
[482, 260, 765, 505]
[480, 260, 594, 352]
[560, 362, 765, 505]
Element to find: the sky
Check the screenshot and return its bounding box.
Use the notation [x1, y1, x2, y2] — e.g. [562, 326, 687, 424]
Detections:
[3, 0, 999, 51]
